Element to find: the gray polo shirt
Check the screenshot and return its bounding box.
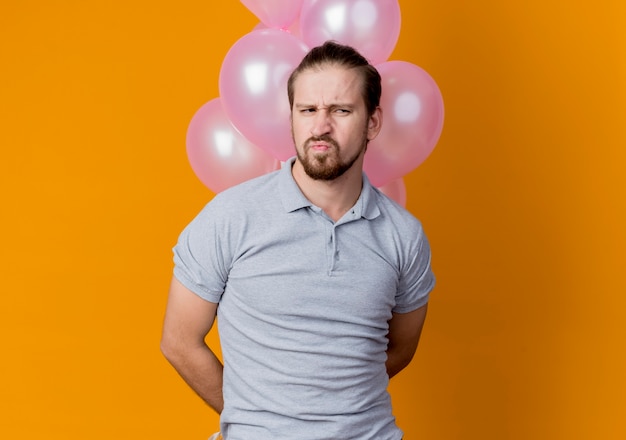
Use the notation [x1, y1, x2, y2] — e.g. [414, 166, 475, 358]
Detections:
[173, 158, 434, 440]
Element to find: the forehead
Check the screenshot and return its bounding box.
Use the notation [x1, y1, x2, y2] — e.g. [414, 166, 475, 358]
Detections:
[293, 65, 364, 104]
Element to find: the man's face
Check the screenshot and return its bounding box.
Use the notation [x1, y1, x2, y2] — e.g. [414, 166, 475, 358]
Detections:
[290, 65, 380, 181]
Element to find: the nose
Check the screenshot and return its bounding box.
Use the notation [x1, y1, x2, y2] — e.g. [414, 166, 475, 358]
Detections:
[310, 110, 331, 137]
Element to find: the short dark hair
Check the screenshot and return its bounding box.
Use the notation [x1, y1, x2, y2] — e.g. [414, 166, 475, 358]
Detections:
[287, 41, 382, 117]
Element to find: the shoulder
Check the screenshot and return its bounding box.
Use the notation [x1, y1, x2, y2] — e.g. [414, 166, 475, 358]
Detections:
[183, 171, 281, 236]
[205, 170, 281, 213]
[370, 187, 426, 236]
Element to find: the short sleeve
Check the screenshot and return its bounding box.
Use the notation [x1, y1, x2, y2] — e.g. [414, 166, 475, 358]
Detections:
[393, 224, 435, 313]
[172, 203, 230, 304]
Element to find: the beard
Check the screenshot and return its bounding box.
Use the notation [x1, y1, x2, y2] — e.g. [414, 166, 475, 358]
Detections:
[295, 128, 369, 181]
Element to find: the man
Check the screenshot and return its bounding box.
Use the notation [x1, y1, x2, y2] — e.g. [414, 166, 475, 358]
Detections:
[161, 41, 435, 439]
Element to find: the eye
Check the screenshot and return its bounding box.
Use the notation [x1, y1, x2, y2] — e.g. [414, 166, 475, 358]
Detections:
[300, 108, 316, 114]
[334, 108, 351, 114]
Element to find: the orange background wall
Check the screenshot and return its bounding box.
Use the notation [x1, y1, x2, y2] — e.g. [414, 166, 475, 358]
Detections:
[2, 1, 625, 439]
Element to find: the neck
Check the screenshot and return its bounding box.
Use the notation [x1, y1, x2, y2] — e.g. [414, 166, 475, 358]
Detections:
[291, 158, 364, 222]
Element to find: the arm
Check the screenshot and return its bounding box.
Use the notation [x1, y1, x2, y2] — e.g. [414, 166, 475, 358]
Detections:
[160, 276, 224, 413]
[385, 303, 428, 378]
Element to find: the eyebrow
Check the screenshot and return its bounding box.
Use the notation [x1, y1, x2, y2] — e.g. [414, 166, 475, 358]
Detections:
[293, 103, 356, 109]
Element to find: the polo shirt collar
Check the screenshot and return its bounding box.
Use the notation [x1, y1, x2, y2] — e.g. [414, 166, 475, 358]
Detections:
[357, 174, 381, 220]
[279, 157, 381, 220]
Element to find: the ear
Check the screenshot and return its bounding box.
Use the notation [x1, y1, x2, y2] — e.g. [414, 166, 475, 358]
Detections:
[367, 106, 383, 141]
